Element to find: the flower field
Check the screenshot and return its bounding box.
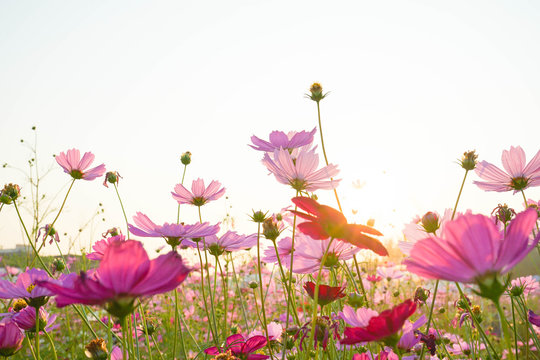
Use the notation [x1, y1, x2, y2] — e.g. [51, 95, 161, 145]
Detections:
[0, 84, 539, 360]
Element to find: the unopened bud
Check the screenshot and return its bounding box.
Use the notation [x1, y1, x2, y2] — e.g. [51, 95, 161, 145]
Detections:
[459, 150, 478, 170]
[509, 285, 524, 297]
[180, 151, 192, 165]
[421, 212, 439, 234]
[307, 83, 326, 103]
[492, 204, 515, 225]
[0, 183, 21, 204]
[251, 210, 267, 223]
[414, 287, 430, 305]
[347, 293, 364, 308]
[249, 281, 258, 289]
[262, 218, 280, 241]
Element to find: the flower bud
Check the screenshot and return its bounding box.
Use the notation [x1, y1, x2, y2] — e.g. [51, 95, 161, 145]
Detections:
[347, 292, 364, 308]
[262, 218, 280, 241]
[249, 281, 258, 289]
[414, 287, 430, 305]
[459, 150, 478, 170]
[180, 151, 192, 165]
[0, 183, 21, 204]
[103, 171, 121, 188]
[51, 258, 65, 273]
[250, 210, 267, 223]
[420, 212, 439, 234]
[492, 204, 515, 225]
[509, 285, 524, 297]
[307, 83, 326, 103]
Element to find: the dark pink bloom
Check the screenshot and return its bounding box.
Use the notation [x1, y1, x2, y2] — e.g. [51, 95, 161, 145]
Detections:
[204, 333, 269, 360]
[11, 306, 57, 332]
[250, 128, 316, 152]
[37, 240, 191, 318]
[341, 300, 417, 345]
[263, 148, 340, 192]
[529, 310, 540, 327]
[55, 148, 106, 181]
[474, 146, 540, 193]
[404, 208, 539, 283]
[0, 320, 24, 357]
[87, 235, 126, 261]
[172, 178, 225, 206]
[128, 212, 220, 248]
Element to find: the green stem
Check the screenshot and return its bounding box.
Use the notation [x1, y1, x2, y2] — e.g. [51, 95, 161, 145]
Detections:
[256, 222, 271, 352]
[308, 238, 335, 348]
[510, 297, 519, 360]
[35, 306, 40, 360]
[271, 239, 300, 325]
[195, 240, 218, 346]
[176, 165, 188, 224]
[495, 300, 515, 360]
[230, 253, 250, 332]
[121, 316, 128, 360]
[13, 202, 48, 271]
[113, 183, 130, 237]
[43, 330, 58, 360]
[216, 256, 230, 335]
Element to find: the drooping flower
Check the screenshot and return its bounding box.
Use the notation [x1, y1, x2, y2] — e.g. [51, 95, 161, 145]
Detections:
[103, 171, 122, 188]
[341, 299, 417, 345]
[474, 146, 540, 193]
[290, 197, 388, 256]
[37, 240, 191, 318]
[87, 235, 127, 261]
[262, 148, 340, 192]
[404, 209, 539, 298]
[11, 306, 57, 333]
[0, 268, 58, 308]
[0, 320, 24, 357]
[36, 224, 60, 246]
[250, 128, 317, 153]
[303, 281, 346, 306]
[128, 212, 220, 248]
[55, 149, 106, 181]
[338, 305, 379, 327]
[204, 333, 269, 360]
[171, 178, 225, 207]
[188, 231, 257, 256]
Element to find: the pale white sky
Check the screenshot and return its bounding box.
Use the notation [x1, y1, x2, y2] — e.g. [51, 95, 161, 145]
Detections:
[1, 0, 539, 256]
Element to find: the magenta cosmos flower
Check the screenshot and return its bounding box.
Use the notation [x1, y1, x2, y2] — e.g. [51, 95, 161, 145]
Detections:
[474, 146, 540, 193]
[128, 212, 220, 248]
[38, 240, 191, 318]
[172, 178, 225, 206]
[204, 333, 269, 360]
[0, 320, 24, 357]
[404, 209, 539, 296]
[0, 268, 58, 308]
[55, 148, 106, 181]
[250, 128, 316, 152]
[262, 148, 340, 192]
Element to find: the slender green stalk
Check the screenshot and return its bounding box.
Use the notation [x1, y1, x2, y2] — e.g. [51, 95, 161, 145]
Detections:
[43, 330, 58, 360]
[216, 256, 230, 334]
[13, 202, 48, 270]
[271, 239, 300, 324]
[176, 165, 187, 224]
[35, 306, 40, 360]
[230, 253, 250, 332]
[121, 316, 128, 360]
[308, 238, 335, 348]
[152, 333, 166, 360]
[138, 305, 154, 360]
[256, 222, 271, 351]
[113, 183, 130, 237]
[25, 336, 38, 360]
[195, 241, 218, 346]
[495, 300, 515, 360]
[510, 297, 519, 360]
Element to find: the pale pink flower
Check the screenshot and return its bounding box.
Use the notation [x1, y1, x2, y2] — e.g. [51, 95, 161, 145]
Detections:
[262, 148, 340, 192]
[172, 178, 225, 206]
[55, 149, 106, 181]
[184, 231, 257, 254]
[292, 233, 360, 274]
[399, 209, 453, 255]
[262, 236, 293, 265]
[376, 266, 404, 281]
[248, 322, 283, 341]
[511, 276, 539, 297]
[404, 208, 540, 285]
[474, 146, 540, 193]
[339, 305, 378, 327]
[250, 128, 316, 153]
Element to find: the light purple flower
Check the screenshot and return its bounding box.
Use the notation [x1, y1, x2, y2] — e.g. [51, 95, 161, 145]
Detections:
[262, 147, 340, 192]
[172, 178, 225, 206]
[0, 268, 56, 305]
[184, 231, 257, 254]
[128, 212, 220, 248]
[397, 315, 427, 351]
[474, 146, 540, 193]
[55, 148, 106, 181]
[404, 208, 540, 284]
[250, 128, 316, 152]
[529, 310, 540, 327]
[262, 236, 293, 265]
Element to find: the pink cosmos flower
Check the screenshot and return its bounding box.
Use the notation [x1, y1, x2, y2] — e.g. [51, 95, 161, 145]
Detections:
[11, 306, 58, 333]
[171, 178, 225, 206]
[204, 333, 269, 360]
[0, 320, 24, 357]
[248, 322, 283, 341]
[339, 305, 379, 327]
[128, 212, 220, 248]
[55, 148, 106, 181]
[250, 128, 317, 153]
[262, 148, 340, 192]
[404, 208, 540, 285]
[184, 231, 257, 255]
[511, 276, 539, 297]
[292, 233, 360, 274]
[37, 240, 191, 318]
[262, 236, 293, 265]
[474, 146, 540, 193]
[399, 209, 453, 255]
[376, 266, 404, 281]
[87, 235, 126, 261]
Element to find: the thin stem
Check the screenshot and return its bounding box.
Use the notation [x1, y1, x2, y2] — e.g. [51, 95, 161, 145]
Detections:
[452, 170, 469, 219]
[230, 253, 250, 332]
[13, 202, 48, 270]
[121, 316, 128, 360]
[35, 306, 40, 360]
[113, 183, 130, 237]
[271, 239, 300, 324]
[495, 300, 515, 360]
[511, 297, 519, 360]
[256, 222, 272, 356]
[176, 165, 188, 224]
[43, 330, 58, 360]
[195, 241, 218, 346]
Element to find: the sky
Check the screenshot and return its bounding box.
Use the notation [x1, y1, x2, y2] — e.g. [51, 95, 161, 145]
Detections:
[0, 0, 539, 257]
